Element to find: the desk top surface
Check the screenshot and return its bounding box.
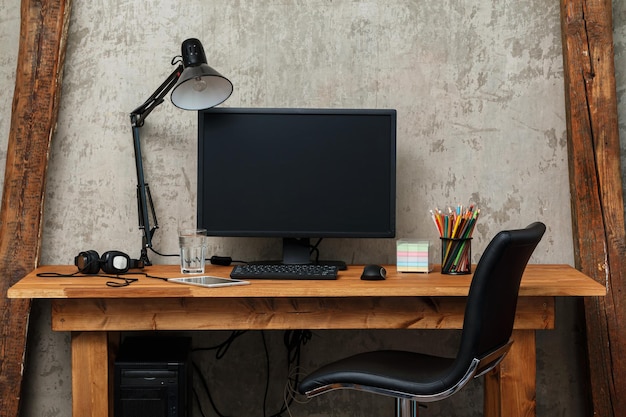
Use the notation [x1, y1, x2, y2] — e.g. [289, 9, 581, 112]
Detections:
[7, 264, 605, 299]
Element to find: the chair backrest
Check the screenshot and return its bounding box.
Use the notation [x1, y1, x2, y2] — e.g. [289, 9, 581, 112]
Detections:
[443, 222, 546, 386]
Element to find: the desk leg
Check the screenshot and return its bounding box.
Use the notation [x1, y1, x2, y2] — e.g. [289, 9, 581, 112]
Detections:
[484, 329, 536, 417]
[71, 331, 110, 417]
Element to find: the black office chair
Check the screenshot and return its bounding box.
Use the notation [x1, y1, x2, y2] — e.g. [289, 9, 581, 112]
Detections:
[298, 222, 546, 416]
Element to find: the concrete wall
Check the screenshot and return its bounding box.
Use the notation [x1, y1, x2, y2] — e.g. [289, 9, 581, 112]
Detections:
[0, 1, 623, 416]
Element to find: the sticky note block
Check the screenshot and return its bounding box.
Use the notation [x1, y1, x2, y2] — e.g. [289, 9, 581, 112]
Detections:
[396, 239, 433, 273]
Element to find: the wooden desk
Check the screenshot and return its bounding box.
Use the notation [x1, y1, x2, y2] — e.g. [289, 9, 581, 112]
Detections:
[8, 264, 604, 417]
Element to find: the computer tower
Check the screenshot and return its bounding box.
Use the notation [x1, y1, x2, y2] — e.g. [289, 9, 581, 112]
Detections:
[114, 336, 192, 417]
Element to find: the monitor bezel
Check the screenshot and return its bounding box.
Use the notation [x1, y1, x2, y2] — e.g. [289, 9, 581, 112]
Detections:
[197, 107, 397, 263]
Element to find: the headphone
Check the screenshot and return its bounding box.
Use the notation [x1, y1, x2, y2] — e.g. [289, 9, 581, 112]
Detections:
[74, 250, 144, 275]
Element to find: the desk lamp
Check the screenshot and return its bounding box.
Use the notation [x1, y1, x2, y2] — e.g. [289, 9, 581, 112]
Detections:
[130, 38, 233, 266]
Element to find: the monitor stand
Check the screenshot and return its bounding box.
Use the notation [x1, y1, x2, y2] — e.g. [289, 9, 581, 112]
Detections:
[251, 238, 347, 270]
[282, 237, 312, 264]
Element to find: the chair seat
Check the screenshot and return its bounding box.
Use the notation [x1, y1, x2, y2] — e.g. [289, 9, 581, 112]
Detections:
[299, 350, 458, 398]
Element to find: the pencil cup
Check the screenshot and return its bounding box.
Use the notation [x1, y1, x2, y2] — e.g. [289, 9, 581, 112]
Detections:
[440, 237, 471, 275]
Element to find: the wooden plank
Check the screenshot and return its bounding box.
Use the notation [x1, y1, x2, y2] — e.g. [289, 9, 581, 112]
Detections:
[560, 1, 626, 416]
[71, 332, 109, 417]
[49, 296, 555, 331]
[0, 1, 72, 416]
[484, 330, 536, 417]
[7, 264, 606, 299]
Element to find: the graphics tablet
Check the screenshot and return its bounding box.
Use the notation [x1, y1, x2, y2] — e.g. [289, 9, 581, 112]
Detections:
[168, 276, 249, 288]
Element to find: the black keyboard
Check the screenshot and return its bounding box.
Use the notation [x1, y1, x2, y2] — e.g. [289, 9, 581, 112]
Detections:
[230, 264, 338, 280]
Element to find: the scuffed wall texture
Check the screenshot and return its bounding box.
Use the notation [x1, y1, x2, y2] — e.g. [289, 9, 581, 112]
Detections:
[42, 0, 574, 264]
[0, 2, 18, 176]
[0, 0, 622, 416]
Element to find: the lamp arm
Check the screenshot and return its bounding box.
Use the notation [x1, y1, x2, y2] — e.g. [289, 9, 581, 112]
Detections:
[129, 64, 183, 265]
[130, 64, 183, 127]
[131, 125, 155, 265]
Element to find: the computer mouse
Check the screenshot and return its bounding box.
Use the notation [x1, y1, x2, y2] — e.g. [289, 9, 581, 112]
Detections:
[360, 264, 387, 280]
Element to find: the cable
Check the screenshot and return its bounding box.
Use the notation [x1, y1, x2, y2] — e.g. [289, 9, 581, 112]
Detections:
[190, 331, 249, 417]
[149, 247, 178, 257]
[262, 331, 271, 417]
[191, 329, 311, 417]
[149, 247, 249, 265]
[284, 330, 311, 364]
[192, 388, 208, 417]
[104, 277, 139, 287]
[192, 330, 247, 359]
[263, 330, 312, 417]
[193, 361, 231, 417]
[310, 238, 323, 263]
[283, 366, 313, 417]
[36, 270, 139, 287]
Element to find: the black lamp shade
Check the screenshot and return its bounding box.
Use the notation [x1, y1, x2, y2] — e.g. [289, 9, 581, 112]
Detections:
[171, 38, 233, 110]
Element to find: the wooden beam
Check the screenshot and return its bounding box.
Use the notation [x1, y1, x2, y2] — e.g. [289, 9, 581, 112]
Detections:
[0, 1, 72, 416]
[2, 1, 623, 417]
[48, 296, 555, 331]
[561, 1, 626, 416]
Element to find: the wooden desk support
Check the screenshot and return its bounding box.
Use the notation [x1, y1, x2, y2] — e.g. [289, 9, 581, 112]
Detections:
[8, 264, 604, 417]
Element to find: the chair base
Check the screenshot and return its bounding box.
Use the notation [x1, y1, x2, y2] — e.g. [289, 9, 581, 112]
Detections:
[396, 398, 419, 417]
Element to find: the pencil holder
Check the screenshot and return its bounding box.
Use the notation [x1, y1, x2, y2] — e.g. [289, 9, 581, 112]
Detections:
[440, 237, 471, 275]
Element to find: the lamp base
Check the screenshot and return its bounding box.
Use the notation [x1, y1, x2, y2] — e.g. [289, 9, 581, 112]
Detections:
[139, 244, 152, 267]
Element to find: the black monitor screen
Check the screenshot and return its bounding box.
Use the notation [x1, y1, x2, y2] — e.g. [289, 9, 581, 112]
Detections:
[197, 107, 396, 264]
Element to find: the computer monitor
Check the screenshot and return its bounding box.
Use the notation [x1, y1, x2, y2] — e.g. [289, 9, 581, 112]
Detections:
[197, 107, 397, 267]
